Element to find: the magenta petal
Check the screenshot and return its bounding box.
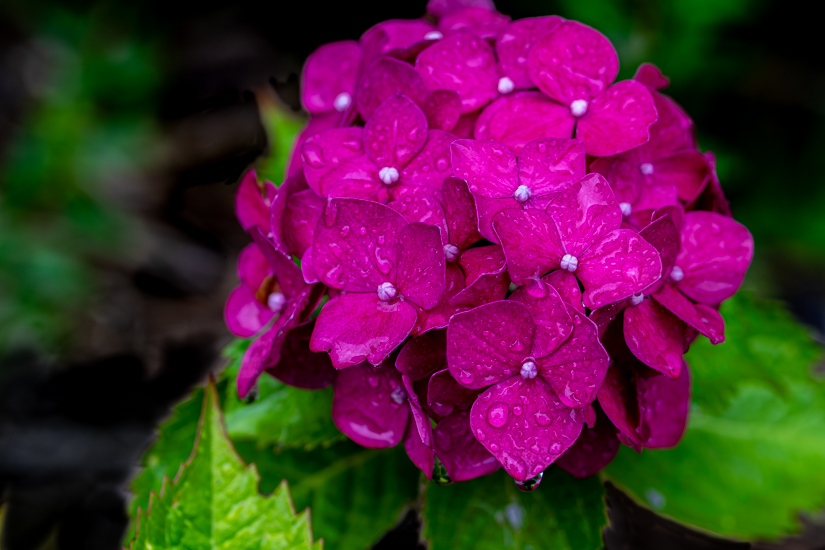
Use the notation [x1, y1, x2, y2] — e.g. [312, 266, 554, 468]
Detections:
[428, 368, 482, 418]
[538, 306, 608, 408]
[422, 89, 462, 132]
[451, 138, 518, 198]
[310, 293, 417, 368]
[237, 241, 271, 291]
[404, 415, 435, 479]
[270, 174, 308, 256]
[442, 176, 482, 249]
[576, 80, 658, 157]
[435, 409, 501, 481]
[364, 94, 428, 171]
[404, 375, 433, 447]
[544, 270, 584, 314]
[282, 189, 325, 258]
[689, 151, 732, 217]
[470, 376, 584, 480]
[652, 151, 710, 202]
[528, 21, 618, 105]
[363, 19, 438, 58]
[577, 229, 663, 309]
[388, 194, 448, 246]
[301, 41, 361, 115]
[474, 92, 575, 154]
[300, 247, 320, 284]
[518, 137, 586, 196]
[652, 282, 725, 344]
[416, 32, 498, 113]
[597, 365, 643, 451]
[639, 213, 680, 278]
[546, 173, 622, 257]
[675, 211, 754, 305]
[332, 361, 410, 448]
[312, 198, 405, 292]
[235, 170, 272, 232]
[438, 7, 510, 39]
[288, 113, 343, 178]
[509, 279, 573, 358]
[426, 0, 495, 18]
[326, 179, 388, 202]
[638, 362, 691, 448]
[556, 404, 620, 478]
[447, 300, 533, 389]
[249, 228, 307, 297]
[623, 299, 684, 378]
[473, 195, 520, 244]
[634, 63, 670, 91]
[301, 127, 374, 197]
[224, 285, 273, 338]
[493, 208, 563, 285]
[413, 263, 467, 335]
[396, 222, 446, 309]
[633, 92, 695, 161]
[605, 157, 643, 205]
[266, 320, 336, 389]
[452, 110, 481, 139]
[397, 330, 447, 381]
[356, 56, 429, 121]
[400, 129, 457, 189]
[496, 17, 562, 89]
[451, 245, 510, 307]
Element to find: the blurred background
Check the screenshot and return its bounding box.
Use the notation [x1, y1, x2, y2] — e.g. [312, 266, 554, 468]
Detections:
[0, 0, 823, 548]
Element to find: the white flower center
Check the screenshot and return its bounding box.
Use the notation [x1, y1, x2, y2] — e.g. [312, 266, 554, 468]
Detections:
[560, 254, 578, 273]
[391, 386, 408, 404]
[497, 76, 515, 94]
[670, 265, 684, 282]
[570, 99, 588, 117]
[514, 184, 532, 203]
[640, 162, 654, 175]
[377, 282, 398, 301]
[444, 244, 460, 262]
[629, 293, 644, 306]
[424, 30, 443, 40]
[379, 166, 399, 185]
[619, 202, 632, 216]
[333, 92, 352, 112]
[267, 292, 286, 312]
[520, 360, 538, 380]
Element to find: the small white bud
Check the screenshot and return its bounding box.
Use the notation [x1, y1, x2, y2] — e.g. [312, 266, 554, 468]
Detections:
[629, 293, 644, 306]
[444, 244, 460, 262]
[514, 184, 532, 203]
[670, 266, 684, 282]
[520, 360, 538, 380]
[391, 386, 408, 404]
[640, 162, 654, 175]
[619, 202, 632, 216]
[267, 292, 286, 313]
[377, 282, 398, 301]
[497, 76, 515, 94]
[333, 92, 352, 112]
[424, 31, 443, 40]
[560, 254, 578, 273]
[570, 99, 588, 117]
[379, 166, 400, 185]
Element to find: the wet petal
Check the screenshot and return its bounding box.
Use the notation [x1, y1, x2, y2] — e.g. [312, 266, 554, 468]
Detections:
[652, 282, 725, 344]
[224, 284, 274, 338]
[237, 241, 271, 291]
[575, 80, 658, 157]
[416, 32, 499, 113]
[633, 63, 669, 91]
[527, 20, 618, 105]
[388, 193, 448, 245]
[676, 211, 754, 305]
[404, 415, 435, 479]
[413, 263, 467, 335]
[397, 329, 447, 381]
[356, 56, 429, 121]
[281, 187, 325, 259]
[631, 92, 695, 162]
[361, 19, 438, 59]
[546, 173, 622, 257]
[300, 246, 320, 284]
[422, 89, 462, 132]
[543, 270, 584, 314]
[556, 404, 620, 478]
[470, 376, 584, 481]
[473, 194, 520, 244]
[605, 157, 643, 205]
[364, 94, 428, 170]
[651, 151, 711, 202]
[287, 113, 343, 178]
[400, 129, 457, 189]
[597, 364, 643, 451]
[637, 362, 690, 448]
[332, 361, 409, 447]
[493, 208, 564, 285]
[451, 138, 518, 198]
[624, 299, 684, 379]
[446, 300, 534, 389]
[436, 409, 501, 481]
[301, 41, 361, 115]
[688, 151, 732, 217]
[249, 227, 307, 297]
[509, 278, 573, 357]
[426, 0, 496, 18]
[266, 320, 337, 389]
[236, 170, 274, 232]
[496, 17, 562, 89]
[442, 176, 482, 249]
[474, 92, 575, 154]
[428, 368, 482, 418]
[396, 222, 446, 309]
[301, 127, 376, 198]
[310, 292, 418, 368]
[639, 212, 680, 284]
[451, 245, 510, 307]
[537, 305, 609, 407]
[312, 198, 406, 292]
[438, 7, 510, 39]
[270, 174, 308, 257]
[518, 137, 586, 197]
[577, 229, 663, 309]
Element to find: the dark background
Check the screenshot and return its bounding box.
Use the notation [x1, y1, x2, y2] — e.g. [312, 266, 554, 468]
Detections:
[1, 0, 824, 548]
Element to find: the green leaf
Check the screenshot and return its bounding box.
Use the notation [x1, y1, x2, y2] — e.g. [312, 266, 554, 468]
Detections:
[422, 468, 606, 550]
[235, 441, 419, 550]
[605, 293, 825, 539]
[130, 380, 321, 550]
[257, 96, 306, 184]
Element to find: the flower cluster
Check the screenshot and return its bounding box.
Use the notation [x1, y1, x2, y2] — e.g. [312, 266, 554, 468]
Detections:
[225, 0, 754, 488]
